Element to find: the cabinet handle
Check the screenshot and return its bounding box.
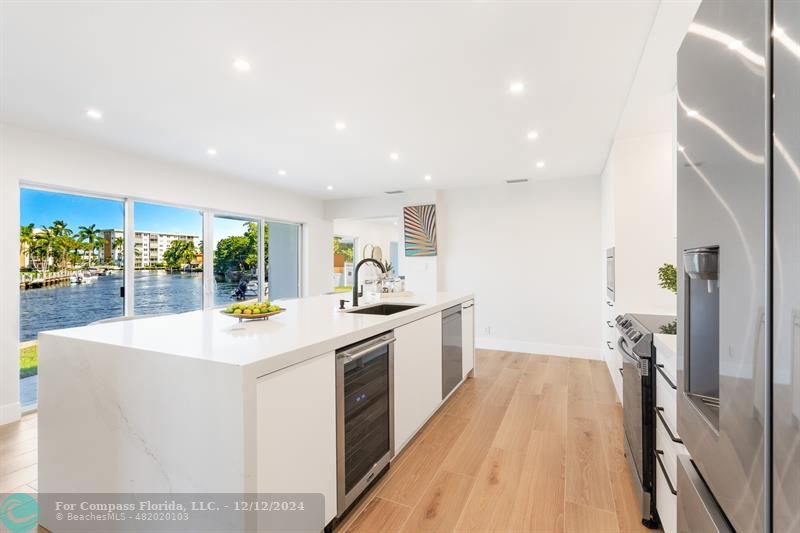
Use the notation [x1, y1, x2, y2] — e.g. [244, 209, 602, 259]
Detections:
[618, 367, 623, 377]
[606, 341, 614, 351]
[655, 363, 677, 390]
[462, 304, 474, 309]
[655, 449, 678, 495]
[655, 407, 683, 444]
[606, 301, 614, 307]
[606, 320, 614, 328]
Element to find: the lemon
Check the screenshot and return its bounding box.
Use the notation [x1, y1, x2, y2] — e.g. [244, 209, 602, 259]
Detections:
[233, 309, 242, 315]
[226, 306, 234, 313]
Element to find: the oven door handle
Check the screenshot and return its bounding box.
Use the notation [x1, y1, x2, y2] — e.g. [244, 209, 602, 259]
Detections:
[338, 337, 395, 363]
[617, 337, 645, 376]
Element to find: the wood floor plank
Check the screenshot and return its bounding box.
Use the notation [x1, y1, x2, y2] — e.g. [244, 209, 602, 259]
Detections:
[590, 360, 620, 405]
[0, 464, 37, 494]
[376, 441, 449, 507]
[454, 447, 509, 531]
[543, 356, 570, 387]
[400, 470, 475, 533]
[518, 357, 549, 395]
[565, 501, 620, 533]
[344, 497, 411, 533]
[441, 402, 509, 477]
[507, 429, 566, 532]
[0, 449, 37, 477]
[532, 383, 568, 436]
[565, 415, 616, 512]
[568, 358, 595, 401]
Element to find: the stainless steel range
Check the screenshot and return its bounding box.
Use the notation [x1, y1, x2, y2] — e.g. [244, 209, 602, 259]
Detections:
[616, 313, 676, 529]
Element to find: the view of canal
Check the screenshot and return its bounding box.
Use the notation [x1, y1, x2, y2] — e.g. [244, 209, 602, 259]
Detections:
[20, 271, 242, 341]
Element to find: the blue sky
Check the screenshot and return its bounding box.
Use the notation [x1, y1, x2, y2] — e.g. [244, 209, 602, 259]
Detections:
[20, 189, 250, 241]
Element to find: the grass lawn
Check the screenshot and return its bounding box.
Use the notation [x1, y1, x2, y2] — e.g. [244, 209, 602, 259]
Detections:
[20, 343, 38, 379]
[334, 285, 352, 293]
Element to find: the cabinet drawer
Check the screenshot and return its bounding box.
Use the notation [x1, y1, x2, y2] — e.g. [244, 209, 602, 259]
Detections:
[655, 365, 679, 439]
[656, 453, 678, 533]
[655, 408, 686, 481]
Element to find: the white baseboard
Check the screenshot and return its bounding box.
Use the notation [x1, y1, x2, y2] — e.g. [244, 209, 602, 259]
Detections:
[476, 336, 603, 361]
[0, 401, 21, 426]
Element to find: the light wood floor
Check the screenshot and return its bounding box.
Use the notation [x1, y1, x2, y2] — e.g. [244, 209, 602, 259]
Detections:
[0, 349, 651, 533]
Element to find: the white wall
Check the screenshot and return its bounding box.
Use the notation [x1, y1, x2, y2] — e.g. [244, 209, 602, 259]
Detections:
[325, 190, 438, 295]
[437, 176, 602, 359]
[0, 123, 332, 424]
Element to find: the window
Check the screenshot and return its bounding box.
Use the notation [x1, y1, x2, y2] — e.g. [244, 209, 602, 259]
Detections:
[267, 221, 301, 300]
[133, 202, 203, 315]
[333, 235, 354, 292]
[19, 187, 125, 407]
[212, 215, 261, 306]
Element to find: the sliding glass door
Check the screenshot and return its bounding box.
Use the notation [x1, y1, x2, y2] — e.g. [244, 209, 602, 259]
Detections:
[19, 187, 125, 407]
[212, 215, 260, 306]
[133, 202, 203, 315]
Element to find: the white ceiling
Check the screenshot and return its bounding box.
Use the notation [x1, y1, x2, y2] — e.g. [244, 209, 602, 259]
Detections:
[0, 0, 662, 199]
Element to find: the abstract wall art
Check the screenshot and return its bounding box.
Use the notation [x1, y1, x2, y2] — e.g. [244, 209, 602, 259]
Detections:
[403, 204, 437, 256]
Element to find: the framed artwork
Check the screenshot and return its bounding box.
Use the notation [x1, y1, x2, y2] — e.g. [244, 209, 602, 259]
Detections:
[403, 204, 437, 256]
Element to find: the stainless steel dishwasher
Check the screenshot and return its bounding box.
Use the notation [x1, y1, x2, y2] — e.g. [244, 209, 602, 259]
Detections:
[442, 305, 463, 398]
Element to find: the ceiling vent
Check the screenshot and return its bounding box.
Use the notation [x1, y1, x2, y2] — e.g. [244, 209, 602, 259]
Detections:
[384, 190, 405, 194]
[505, 178, 529, 184]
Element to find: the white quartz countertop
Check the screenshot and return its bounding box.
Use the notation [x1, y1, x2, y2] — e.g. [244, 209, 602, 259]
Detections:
[41, 292, 473, 375]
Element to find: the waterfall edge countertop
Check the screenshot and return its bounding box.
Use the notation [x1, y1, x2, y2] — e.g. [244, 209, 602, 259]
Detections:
[39, 291, 473, 376]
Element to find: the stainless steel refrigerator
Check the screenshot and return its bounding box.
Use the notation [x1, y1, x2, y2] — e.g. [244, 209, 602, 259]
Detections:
[676, 0, 799, 531]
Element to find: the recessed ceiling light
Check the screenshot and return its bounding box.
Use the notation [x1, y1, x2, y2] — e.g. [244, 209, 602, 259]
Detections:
[86, 108, 103, 120]
[536, 161, 545, 168]
[424, 175, 432, 182]
[278, 169, 287, 176]
[686, 109, 699, 118]
[509, 81, 525, 94]
[334, 121, 347, 131]
[527, 130, 539, 140]
[727, 40, 743, 50]
[233, 58, 251, 72]
[207, 148, 217, 156]
[390, 152, 399, 161]
[327, 185, 334, 191]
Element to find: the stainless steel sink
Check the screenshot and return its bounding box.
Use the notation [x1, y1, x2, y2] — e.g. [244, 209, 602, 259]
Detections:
[345, 303, 420, 316]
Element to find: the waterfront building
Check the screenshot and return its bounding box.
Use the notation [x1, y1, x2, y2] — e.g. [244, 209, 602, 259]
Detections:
[98, 229, 199, 268]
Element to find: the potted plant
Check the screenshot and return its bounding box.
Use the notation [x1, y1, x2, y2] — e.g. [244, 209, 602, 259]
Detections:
[658, 263, 677, 335]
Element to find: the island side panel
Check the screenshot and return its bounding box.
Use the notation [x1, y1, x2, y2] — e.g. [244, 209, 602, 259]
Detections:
[38, 334, 246, 494]
[255, 351, 337, 526]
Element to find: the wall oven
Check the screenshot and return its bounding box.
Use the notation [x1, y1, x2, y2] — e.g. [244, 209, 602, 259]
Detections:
[336, 332, 395, 515]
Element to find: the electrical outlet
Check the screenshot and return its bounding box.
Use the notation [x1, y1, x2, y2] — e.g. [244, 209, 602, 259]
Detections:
[484, 326, 491, 336]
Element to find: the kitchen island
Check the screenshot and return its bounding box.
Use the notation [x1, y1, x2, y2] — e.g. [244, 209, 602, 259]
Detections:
[37, 291, 474, 530]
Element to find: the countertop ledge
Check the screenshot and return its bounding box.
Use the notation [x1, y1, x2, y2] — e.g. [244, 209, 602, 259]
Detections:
[40, 292, 473, 375]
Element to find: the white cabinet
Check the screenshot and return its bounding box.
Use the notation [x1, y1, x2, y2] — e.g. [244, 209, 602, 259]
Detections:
[462, 300, 475, 379]
[394, 313, 443, 453]
[256, 352, 337, 525]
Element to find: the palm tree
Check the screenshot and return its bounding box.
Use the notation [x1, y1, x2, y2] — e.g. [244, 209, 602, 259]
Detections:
[77, 224, 102, 266]
[112, 236, 124, 266]
[31, 227, 53, 271]
[49, 220, 73, 269]
[20, 223, 34, 267]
